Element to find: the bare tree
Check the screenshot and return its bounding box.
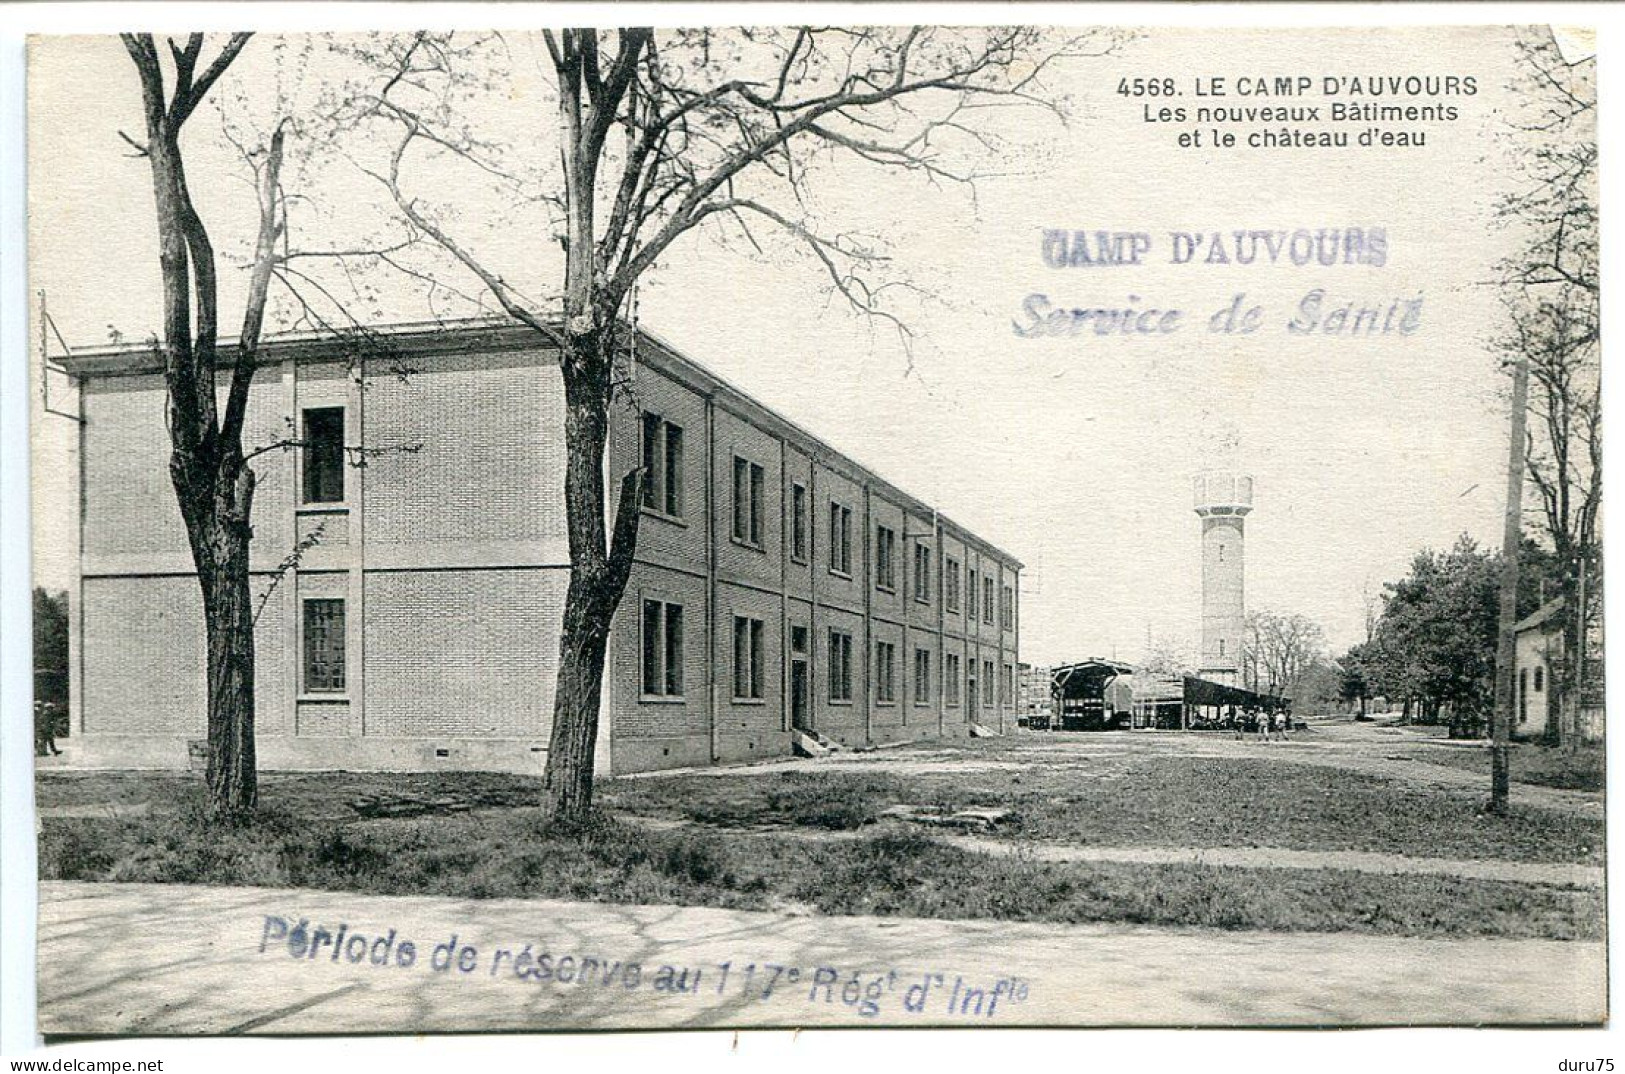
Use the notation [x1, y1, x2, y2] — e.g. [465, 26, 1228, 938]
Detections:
[332, 27, 1109, 825]
[1495, 31, 1599, 751]
[120, 33, 286, 819]
[1244, 610, 1325, 698]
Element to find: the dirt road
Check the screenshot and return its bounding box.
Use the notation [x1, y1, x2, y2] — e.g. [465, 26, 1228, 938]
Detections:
[37, 880, 1605, 1034]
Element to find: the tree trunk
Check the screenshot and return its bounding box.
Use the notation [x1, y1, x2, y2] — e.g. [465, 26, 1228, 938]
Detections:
[540, 330, 640, 827]
[199, 525, 257, 817]
[178, 458, 260, 819]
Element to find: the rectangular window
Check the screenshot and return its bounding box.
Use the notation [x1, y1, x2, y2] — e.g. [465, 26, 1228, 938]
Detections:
[914, 648, 931, 705]
[1003, 664, 1015, 706]
[983, 577, 996, 624]
[664, 423, 684, 517]
[828, 629, 853, 702]
[983, 660, 995, 706]
[641, 599, 685, 697]
[302, 598, 346, 693]
[732, 456, 765, 547]
[875, 525, 896, 591]
[968, 569, 979, 620]
[945, 558, 961, 612]
[945, 653, 961, 706]
[733, 615, 765, 701]
[791, 484, 808, 562]
[913, 543, 931, 603]
[1002, 585, 1015, 629]
[829, 502, 852, 576]
[875, 641, 897, 704]
[302, 407, 345, 505]
[641, 413, 685, 519]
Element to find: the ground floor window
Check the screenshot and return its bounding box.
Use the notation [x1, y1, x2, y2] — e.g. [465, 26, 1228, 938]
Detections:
[945, 653, 961, 706]
[733, 615, 765, 700]
[983, 659, 995, 706]
[642, 599, 685, 698]
[302, 598, 346, 693]
[875, 641, 897, 704]
[829, 629, 853, 702]
[914, 648, 931, 704]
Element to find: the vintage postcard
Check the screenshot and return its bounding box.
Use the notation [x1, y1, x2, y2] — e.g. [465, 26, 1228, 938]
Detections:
[22, 19, 1603, 1039]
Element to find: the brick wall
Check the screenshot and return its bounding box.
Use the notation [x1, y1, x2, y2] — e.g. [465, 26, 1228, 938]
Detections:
[364, 568, 563, 738]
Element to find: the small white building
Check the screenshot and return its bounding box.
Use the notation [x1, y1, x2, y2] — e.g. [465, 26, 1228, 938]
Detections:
[1514, 597, 1604, 744]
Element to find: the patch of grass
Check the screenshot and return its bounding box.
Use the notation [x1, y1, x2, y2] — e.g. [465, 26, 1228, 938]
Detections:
[601, 770, 905, 830]
[39, 808, 1603, 941]
[1411, 745, 1605, 793]
[602, 757, 1602, 866]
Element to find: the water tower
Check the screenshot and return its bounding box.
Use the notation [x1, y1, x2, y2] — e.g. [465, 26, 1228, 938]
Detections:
[1193, 469, 1253, 685]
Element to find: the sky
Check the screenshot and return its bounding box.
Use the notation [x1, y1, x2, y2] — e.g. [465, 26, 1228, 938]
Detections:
[27, 25, 1557, 666]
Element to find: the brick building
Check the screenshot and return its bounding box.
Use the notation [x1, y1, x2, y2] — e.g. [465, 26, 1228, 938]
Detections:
[56, 320, 1021, 775]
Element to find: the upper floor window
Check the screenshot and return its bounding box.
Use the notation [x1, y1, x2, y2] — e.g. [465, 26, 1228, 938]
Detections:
[641, 413, 685, 519]
[983, 577, 996, 624]
[913, 543, 931, 603]
[1001, 584, 1015, 629]
[732, 456, 765, 548]
[945, 558, 961, 612]
[302, 407, 345, 505]
[875, 525, 897, 591]
[829, 502, 852, 576]
[1534, 667, 1545, 692]
[641, 598, 685, 698]
[302, 598, 346, 693]
[791, 483, 808, 562]
[968, 569, 979, 619]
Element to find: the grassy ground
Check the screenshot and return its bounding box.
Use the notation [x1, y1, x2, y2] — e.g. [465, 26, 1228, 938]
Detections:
[1406, 745, 1606, 793]
[600, 757, 1604, 865]
[37, 795, 1602, 941]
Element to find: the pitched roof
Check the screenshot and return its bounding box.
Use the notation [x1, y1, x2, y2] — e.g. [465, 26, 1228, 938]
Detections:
[1514, 597, 1566, 634]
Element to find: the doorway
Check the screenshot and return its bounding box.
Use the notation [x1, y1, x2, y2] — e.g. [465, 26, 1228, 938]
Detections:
[789, 625, 810, 731]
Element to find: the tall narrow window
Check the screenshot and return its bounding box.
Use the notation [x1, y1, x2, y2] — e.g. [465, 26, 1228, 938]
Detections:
[641, 599, 685, 697]
[1002, 584, 1014, 629]
[828, 629, 853, 702]
[302, 598, 346, 693]
[945, 653, 961, 706]
[945, 558, 961, 612]
[731, 457, 766, 548]
[983, 577, 996, 624]
[983, 660, 995, 706]
[791, 483, 808, 562]
[663, 423, 684, 517]
[641, 413, 661, 510]
[829, 502, 852, 576]
[875, 525, 896, 591]
[968, 570, 979, 619]
[733, 616, 765, 700]
[914, 648, 931, 705]
[875, 641, 897, 703]
[302, 407, 345, 504]
[913, 543, 931, 603]
[641, 413, 685, 519]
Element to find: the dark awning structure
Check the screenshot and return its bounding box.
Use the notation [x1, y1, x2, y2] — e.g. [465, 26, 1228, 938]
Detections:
[1180, 675, 1288, 711]
[1048, 659, 1136, 731]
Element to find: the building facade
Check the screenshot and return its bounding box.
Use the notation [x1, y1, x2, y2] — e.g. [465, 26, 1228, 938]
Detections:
[57, 321, 1021, 776]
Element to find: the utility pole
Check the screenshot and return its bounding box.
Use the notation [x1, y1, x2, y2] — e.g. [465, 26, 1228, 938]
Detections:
[1490, 353, 1530, 816]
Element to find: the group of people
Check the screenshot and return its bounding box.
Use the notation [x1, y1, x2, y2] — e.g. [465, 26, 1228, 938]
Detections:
[1231, 707, 1291, 742]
